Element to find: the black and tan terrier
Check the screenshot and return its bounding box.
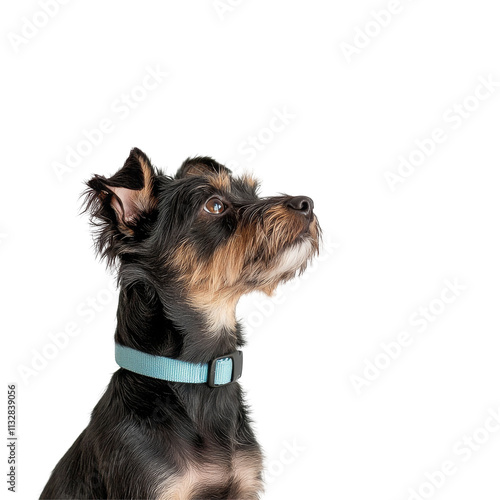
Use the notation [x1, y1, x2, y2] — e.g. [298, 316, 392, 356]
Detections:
[40, 148, 321, 500]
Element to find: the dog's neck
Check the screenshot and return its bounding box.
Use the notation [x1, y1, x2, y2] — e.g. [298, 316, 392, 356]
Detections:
[114, 282, 243, 363]
[112, 281, 244, 439]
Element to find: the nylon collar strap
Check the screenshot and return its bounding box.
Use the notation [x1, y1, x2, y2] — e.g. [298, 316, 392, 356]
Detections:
[115, 344, 243, 388]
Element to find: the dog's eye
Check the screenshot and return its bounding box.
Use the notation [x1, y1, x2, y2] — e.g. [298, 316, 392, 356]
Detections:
[204, 197, 226, 215]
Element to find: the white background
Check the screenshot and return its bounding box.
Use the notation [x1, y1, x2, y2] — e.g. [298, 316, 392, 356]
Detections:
[2, 1, 500, 499]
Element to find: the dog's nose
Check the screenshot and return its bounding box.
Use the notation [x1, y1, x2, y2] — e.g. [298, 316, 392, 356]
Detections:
[287, 196, 314, 218]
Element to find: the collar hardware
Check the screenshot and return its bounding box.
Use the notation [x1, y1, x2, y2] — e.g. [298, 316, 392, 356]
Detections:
[207, 351, 243, 388]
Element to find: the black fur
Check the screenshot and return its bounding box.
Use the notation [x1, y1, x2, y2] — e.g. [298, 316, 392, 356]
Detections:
[40, 148, 320, 499]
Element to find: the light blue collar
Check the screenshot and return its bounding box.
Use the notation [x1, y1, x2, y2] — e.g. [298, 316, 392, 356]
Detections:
[115, 343, 243, 387]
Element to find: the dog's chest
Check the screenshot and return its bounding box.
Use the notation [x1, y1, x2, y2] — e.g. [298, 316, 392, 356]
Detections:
[157, 449, 263, 500]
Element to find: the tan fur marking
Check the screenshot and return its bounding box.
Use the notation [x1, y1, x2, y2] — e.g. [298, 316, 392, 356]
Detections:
[230, 450, 264, 499]
[261, 206, 304, 253]
[182, 164, 212, 177]
[170, 239, 248, 335]
[107, 154, 157, 234]
[157, 451, 263, 500]
[157, 462, 229, 500]
[209, 172, 231, 192]
[190, 288, 240, 334]
[240, 174, 258, 190]
[134, 156, 157, 214]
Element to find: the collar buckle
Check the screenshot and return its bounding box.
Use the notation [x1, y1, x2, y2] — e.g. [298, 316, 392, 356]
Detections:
[207, 350, 243, 388]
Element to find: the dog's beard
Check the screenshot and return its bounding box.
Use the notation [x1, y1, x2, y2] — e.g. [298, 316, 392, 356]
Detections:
[264, 238, 315, 281]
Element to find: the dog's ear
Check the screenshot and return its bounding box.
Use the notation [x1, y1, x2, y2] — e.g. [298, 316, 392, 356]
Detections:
[83, 148, 158, 264]
[175, 157, 232, 179]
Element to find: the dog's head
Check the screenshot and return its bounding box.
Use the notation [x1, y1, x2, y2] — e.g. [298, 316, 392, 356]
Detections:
[84, 148, 321, 338]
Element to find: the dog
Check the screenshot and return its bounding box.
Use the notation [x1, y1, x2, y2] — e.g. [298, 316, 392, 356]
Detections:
[40, 148, 320, 499]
